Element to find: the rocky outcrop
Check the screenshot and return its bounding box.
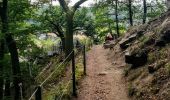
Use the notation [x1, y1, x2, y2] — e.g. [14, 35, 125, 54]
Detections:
[120, 31, 144, 50]
[125, 50, 148, 68]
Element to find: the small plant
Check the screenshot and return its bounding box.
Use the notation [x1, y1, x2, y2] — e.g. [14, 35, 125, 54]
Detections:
[148, 52, 156, 64]
[165, 63, 170, 75]
[128, 69, 143, 81]
[124, 65, 131, 77]
[128, 83, 136, 96]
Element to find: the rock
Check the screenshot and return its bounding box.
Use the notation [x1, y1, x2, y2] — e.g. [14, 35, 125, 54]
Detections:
[145, 38, 155, 45]
[125, 50, 148, 68]
[120, 31, 144, 50]
[155, 40, 166, 47]
[98, 72, 107, 76]
[148, 64, 156, 73]
[161, 30, 170, 43]
[103, 41, 115, 49]
[155, 30, 170, 47]
[120, 34, 137, 50]
[137, 30, 145, 37]
[148, 60, 167, 73]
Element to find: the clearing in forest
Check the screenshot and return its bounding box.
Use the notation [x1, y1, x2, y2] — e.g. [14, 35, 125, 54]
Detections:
[74, 45, 129, 100]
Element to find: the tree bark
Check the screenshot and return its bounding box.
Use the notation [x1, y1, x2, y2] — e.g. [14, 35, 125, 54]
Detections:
[115, 0, 120, 37]
[1, 0, 21, 100]
[58, 0, 87, 58]
[0, 40, 4, 100]
[65, 12, 74, 58]
[128, 0, 133, 26]
[4, 79, 11, 99]
[5, 34, 21, 100]
[143, 0, 147, 24]
[0, 0, 6, 99]
[48, 21, 66, 50]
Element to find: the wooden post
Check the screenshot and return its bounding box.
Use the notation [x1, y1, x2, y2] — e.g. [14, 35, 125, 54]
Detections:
[72, 50, 77, 96]
[83, 45, 86, 75]
[35, 86, 42, 100]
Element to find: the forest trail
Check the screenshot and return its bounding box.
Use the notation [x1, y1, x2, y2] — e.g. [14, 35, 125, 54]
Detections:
[74, 45, 129, 100]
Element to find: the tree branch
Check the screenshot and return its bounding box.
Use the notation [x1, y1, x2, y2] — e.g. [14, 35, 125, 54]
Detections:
[46, 19, 64, 38]
[73, 0, 87, 12]
[58, 0, 69, 12]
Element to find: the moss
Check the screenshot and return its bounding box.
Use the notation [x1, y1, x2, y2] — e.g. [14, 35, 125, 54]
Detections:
[128, 83, 136, 96]
[139, 36, 149, 44]
[165, 63, 170, 75]
[148, 52, 156, 64]
[128, 69, 143, 81]
[43, 81, 72, 100]
[124, 65, 131, 77]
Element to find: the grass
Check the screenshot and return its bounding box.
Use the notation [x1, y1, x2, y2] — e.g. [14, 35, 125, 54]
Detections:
[43, 81, 72, 100]
[165, 63, 170, 75]
[124, 64, 131, 77]
[39, 51, 86, 100]
[127, 68, 143, 81]
[128, 83, 136, 96]
[31, 34, 92, 99]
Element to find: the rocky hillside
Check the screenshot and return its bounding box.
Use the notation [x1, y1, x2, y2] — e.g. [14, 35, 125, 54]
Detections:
[117, 11, 170, 100]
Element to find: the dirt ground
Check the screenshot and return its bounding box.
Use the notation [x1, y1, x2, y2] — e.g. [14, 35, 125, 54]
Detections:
[74, 45, 129, 100]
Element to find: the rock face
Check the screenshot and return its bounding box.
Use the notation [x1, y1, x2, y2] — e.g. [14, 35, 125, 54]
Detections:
[161, 30, 170, 43]
[145, 38, 155, 46]
[155, 40, 166, 47]
[155, 30, 170, 47]
[120, 31, 144, 50]
[125, 50, 148, 68]
[120, 34, 137, 49]
[103, 41, 115, 49]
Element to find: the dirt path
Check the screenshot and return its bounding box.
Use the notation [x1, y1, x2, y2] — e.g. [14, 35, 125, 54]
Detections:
[74, 45, 129, 100]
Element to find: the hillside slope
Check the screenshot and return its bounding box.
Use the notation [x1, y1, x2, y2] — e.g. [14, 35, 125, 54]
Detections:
[115, 11, 170, 100]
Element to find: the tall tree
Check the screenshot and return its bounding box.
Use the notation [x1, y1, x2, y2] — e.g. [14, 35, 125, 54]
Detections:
[0, 40, 4, 99]
[58, 0, 87, 57]
[128, 0, 133, 26]
[0, 0, 21, 99]
[143, 0, 147, 24]
[0, 1, 6, 99]
[115, 0, 120, 37]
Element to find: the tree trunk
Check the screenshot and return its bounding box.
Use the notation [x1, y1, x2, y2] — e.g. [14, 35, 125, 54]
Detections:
[5, 34, 21, 100]
[115, 0, 120, 37]
[61, 36, 65, 51]
[143, 0, 147, 24]
[128, 0, 133, 26]
[65, 12, 74, 58]
[0, 40, 5, 100]
[4, 79, 11, 99]
[1, 0, 21, 100]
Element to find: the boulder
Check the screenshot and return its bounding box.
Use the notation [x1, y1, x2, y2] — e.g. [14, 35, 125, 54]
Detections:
[125, 50, 148, 68]
[148, 60, 167, 73]
[148, 64, 156, 73]
[155, 30, 170, 47]
[120, 31, 144, 50]
[155, 40, 166, 47]
[145, 38, 155, 45]
[103, 41, 115, 49]
[161, 30, 170, 43]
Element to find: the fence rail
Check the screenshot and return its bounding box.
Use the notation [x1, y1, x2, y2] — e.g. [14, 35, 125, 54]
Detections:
[28, 45, 86, 100]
